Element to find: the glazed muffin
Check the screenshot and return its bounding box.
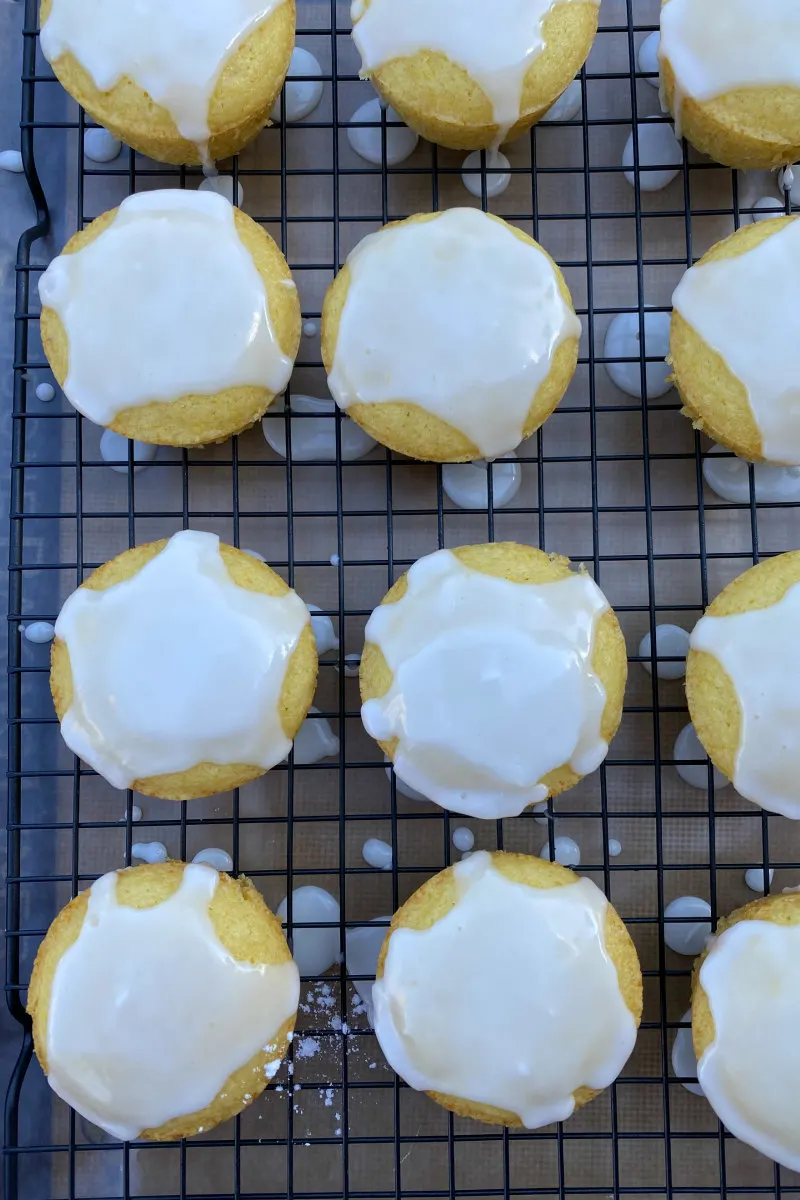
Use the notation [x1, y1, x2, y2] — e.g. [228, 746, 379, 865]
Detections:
[669, 217, 800, 465]
[359, 543, 627, 818]
[686, 551, 800, 818]
[39, 0, 295, 166]
[28, 861, 299, 1140]
[50, 529, 318, 800]
[373, 850, 642, 1127]
[39, 190, 301, 447]
[659, 0, 800, 169]
[322, 209, 581, 462]
[692, 891, 800, 1171]
[350, 0, 600, 150]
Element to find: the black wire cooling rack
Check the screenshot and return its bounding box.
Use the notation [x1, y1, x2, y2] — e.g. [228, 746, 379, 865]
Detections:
[7, 0, 800, 1198]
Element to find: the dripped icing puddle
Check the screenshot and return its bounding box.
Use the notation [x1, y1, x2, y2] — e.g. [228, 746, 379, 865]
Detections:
[277, 886, 340, 976]
[362, 838, 392, 869]
[347, 98, 418, 165]
[671, 1009, 703, 1096]
[198, 174, 243, 207]
[638, 624, 690, 680]
[21, 622, 55, 644]
[608, 838, 622, 857]
[663, 895, 711, 956]
[702, 445, 800, 504]
[270, 47, 324, 123]
[306, 605, 339, 655]
[603, 310, 672, 399]
[99, 429, 158, 474]
[461, 149, 511, 198]
[192, 847, 234, 872]
[384, 755, 429, 801]
[638, 31, 660, 87]
[291, 708, 340, 764]
[262, 394, 377, 461]
[539, 836, 581, 867]
[442, 457, 522, 509]
[622, 121, 683, 191]
[345, 916, 391, 1024]
[748, 196, 784, 223]
[540, 79, 582, 123]
[131, 841, 168, 864]
[0, 149, 23, 173]
[84, 127, 122, 162]
[35, 381, 56, 402]
[744, 866, 774, 893]
[674, 722, 728, 791]
[452, 827, 474, 853]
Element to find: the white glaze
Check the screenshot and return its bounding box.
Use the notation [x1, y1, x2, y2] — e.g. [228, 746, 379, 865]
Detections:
[532, 800, 550, 825]
[277, 886, 340, 977]
[540, 836, 581, 867]
[55, 530, 309, 790]
[243, 548, 266, 562]
[192, 847, 234, 872]
[671, 1009, 703, 1096]
[608, 838, 622, 858]
[40, 0, 283, 160]
[638, 624, 690, 680]
[347, 99, 419, 165]
[363, 549, 609, 819]
[603, 310, 672, 400]
[362, 838, 393, 870]
[749, 196, 784, 223]
[702, 445, 800, 504]
[45, 864, 299, 1139]
[659, 0, 800, 143]
[452, 827, 474, 853]
[622, 122, 683, 191]
[372, 852, 636, 1127]
[270, 48, 323, 123]
[690, 582, 800, 815]
[351, 0, 598, 147]
[131, 841, 168, 864]
[198, 174, 244, 208]
[461, 150, 511, 199]
[698, 916, 800, 1171]
[35, 382, 56, 403]
[39, 190, 293, 426]
[291, 707, 340, 764]
[0, 149, 23, 173]
[673, 219, 800, 465]
[674, 722, 728, 792]
[262, 394, 377, 461]
[638, 32, 660, 87]
[442, 457, 522, 510]
[744, 866, 774, 893]
[663, 895, 711, 956]
[23, 622, 56, 644]
[84, 128, 122, 163]
[345, 916, 391, 1022]
[540, 79, 582, 123]
[384, 755, 429, 802]
[328, 209, 582, 460]
[342, 653, 362, 678]
[307, 605, 339, 655]
[99, 429, 158, 474]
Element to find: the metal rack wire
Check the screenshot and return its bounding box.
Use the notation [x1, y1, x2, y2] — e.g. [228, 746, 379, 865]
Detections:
[6, 0, 800, 1197]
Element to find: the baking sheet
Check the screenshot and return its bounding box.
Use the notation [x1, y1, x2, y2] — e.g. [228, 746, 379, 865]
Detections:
[8, 0, 800, 1195]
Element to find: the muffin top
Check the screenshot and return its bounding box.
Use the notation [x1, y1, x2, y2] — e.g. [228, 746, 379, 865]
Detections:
[360, 545, 618, 818]
[38, 190, 294, 429]
[373, 850, 640, 1127]
[325, 208, 580, 460]
[40, 0, 284, 151]
[52, 530, 311, 791]
[351, 0, 599, 144]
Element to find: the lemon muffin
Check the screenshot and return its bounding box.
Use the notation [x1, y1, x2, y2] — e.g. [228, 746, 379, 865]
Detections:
[692, 891, 800, 1171]
[686, 551, 800, 819]
[373, 850, 642, 1127]
[360, 543, 627, 818]
[659, 0, 800, 170]
[669, 217, 800, 465]
[28, 860, 299, 1140]
[39, 0, 295, 166]
[322, 209, 581, 462]
[50, 529, 318, 800]
[350, 0, 600, 151]
[39, 190, 301, 448]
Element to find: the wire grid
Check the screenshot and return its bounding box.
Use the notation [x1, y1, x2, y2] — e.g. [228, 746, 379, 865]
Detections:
[6, 0, 800, 1197]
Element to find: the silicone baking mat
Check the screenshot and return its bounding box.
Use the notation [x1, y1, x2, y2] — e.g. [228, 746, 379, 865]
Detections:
[6, 0, 800, 1197]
